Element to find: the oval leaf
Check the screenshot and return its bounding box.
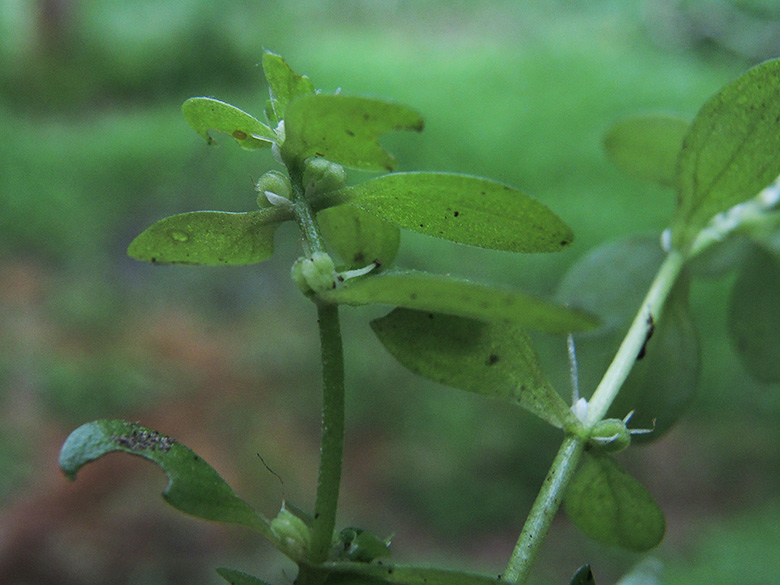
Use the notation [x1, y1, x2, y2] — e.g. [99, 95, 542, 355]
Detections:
[182, 97, 276, 149]
[319, 563, 504, 585]
[727, 244, 780, 383]
[671, 58, 780, 250]
[320, 269, 599, 333]
[318, 205, 400, 270]
[603, 113, 689, 188]
[569, 565, 596, 585]
[262, 50, 315, 123]
[59, 420, 271, 537]
[564, 454, 665, 552]
[128, 210, 287, 265]
[371, 308, 571, 427]
[281, 94, 424, 171]
[332, 172, 573, 253]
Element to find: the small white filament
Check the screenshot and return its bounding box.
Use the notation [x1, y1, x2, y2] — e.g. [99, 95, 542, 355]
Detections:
[567, 333, 580, 404]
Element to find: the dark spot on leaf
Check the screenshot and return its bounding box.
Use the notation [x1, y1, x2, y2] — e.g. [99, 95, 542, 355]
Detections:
[363, 113, 371, 120]
[560, 240, 570, 246]
[232, 130, 248, 140]
[387, 569, 394, 575]
[315, 151, 325, 157]
[487, 354, 500, 365]
[427, 313, 434, 319]
[314, 513, 320, 519]
[410, 293, 418, 300]
[353, 252, 366, 263]
[345, 129, 355, 137]
[454, 211, 460, 217]
[419, 223, 425, 228]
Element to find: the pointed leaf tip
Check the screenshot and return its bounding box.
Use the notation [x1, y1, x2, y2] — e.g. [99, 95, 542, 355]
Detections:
[182, 97, 276, 150]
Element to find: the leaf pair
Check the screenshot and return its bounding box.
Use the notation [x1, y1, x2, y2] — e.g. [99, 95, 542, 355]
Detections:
[605, 58, 780, 253]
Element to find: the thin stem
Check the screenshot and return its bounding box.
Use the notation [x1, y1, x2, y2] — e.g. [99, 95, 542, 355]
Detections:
[503, 435, 585, 584]
[504, 249, 687, 584]
[308, 302, 346, 564]
[584, 249, 685, 425]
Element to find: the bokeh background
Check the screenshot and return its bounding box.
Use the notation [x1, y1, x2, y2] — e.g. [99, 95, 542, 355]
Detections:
[2, 1, 780, 584]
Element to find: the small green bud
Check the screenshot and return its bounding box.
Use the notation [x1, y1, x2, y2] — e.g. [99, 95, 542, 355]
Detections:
[290, 252, 337, 296]
[270, 504, 311, 560]
[255, 170, 292, 208]
[588, 418, 631, 453]
[302, 157, 347, 195]
[332, 527, 392, 563]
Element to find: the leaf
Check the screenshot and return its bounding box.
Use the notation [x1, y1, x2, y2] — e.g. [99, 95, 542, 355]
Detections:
[727, 244, 780, 383]
[570, 564, 597, 585]
[128, 209, 287, 265]
[603, 113, 689, 188]
[371, 308, 571, 427]
[182, 97, 276, 149]
[671, 58, 780, 250]
[318, 205, 400, 269]
[59, 420, 272, 538]
[217, 568, 273, 585]
[564, 454, 665, 552]
[281, 94, 424, 171]
[320, 269, 600, 333]
[331, 172, 573, 253]
[319, 563, 504, 585]
[609, 275, 700, 440]
[262, 50, 315, 123]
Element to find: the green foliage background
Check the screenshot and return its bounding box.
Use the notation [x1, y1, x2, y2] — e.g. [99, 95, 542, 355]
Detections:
[2, 1, 780, 584]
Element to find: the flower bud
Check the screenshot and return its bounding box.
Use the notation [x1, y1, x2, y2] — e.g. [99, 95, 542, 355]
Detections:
[291, 252, 337, 296]
[255, 170, 292, 208]
[588, 418, 631, 453]
[270, 504, 310, 560]
[302, 157, 346, 195]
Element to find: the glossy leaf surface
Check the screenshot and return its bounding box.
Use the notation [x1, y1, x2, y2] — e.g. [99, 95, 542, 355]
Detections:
[319, 563, 504, 585]
[320, 269, 599, 333]
[182, 97, 276, 149]
[564, 454, 665, 552]
[333, 172, 573, 252]
[671, 58, 780, 250]
[318, 205, 400, 269]
[728, 244, 780, 382]
[371, 308, 572, 427]
[281, 94, 424, 171]
[262, 50, 315, 123]
[128, 210, 287, 265]
[603, 113, 689, 188]
[60, 420, 271, 537]
[216, 568, 272, 585]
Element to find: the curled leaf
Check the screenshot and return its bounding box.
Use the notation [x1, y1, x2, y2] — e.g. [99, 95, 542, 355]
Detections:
[182, 97, 276, 149]
[262, 50, 315, 123]
[59, 420, 271, 538]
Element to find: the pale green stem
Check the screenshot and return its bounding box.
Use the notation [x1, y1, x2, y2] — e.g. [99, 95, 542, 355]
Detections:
[503, 435, 585, 584]
[503, 248, 687, 584]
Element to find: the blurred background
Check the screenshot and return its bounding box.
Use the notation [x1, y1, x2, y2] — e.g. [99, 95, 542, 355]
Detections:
[2, 1, 780, 584]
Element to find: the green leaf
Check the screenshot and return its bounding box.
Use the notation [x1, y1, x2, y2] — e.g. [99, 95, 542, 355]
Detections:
[330, 172, 573, 253]
[727, 244, 780, 383]
[320, 269, 600, 333]
[182, 97, 276, 150]
[128, 210, 287, 265]
[59, 420, 271, 538]
[570, 564, 597, 585]
[319, 563, 504, 585]
[603, 113, 689, 188]
[262, 50, 315, 123]
[564, 454, 665, 552]
[281, 94, 424, 171]
[318, 205, 400, 270]
[371, 308, 571, 427]
[671, 58, 780, 250]
[216, 568, 273, 585]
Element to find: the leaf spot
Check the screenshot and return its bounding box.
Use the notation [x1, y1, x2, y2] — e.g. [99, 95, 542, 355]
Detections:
[232, 130, 248, 140]
[487, 353, 500, 366]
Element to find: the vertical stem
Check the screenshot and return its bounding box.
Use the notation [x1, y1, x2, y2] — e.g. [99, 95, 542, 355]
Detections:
[308, 302, 346, 563]
[503, 435, 585, 584]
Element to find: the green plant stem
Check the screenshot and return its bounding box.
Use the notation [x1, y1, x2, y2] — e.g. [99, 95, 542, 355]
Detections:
[308, 300, 346, 564]
[584, 248, 686, 425]
[503, 435, 585, 584]
[503, 248, 686, 584]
